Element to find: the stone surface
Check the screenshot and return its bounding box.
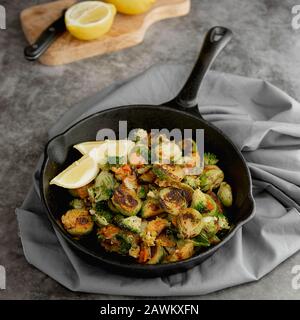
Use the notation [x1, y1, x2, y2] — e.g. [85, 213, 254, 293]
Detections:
[1, 0, 300, 299]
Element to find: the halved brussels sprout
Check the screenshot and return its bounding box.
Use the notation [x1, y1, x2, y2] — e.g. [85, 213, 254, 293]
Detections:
[155, 231, 177, 247]
[129, 144, 149, 165]
[191, 189, 207, 212]
[201, 215, 219, 237]
[200, 165, 224, 191]
[69, 198, 85, 209]
[154, 141, 182, 164]
[61, 209, 94, 236]
[191, 189, 218, 215]
[153, 164, 184, 184]
[88, 171, 116, 202]
[140, 198, 164, 218]
[69, 184, 91, 199]
[112, 185, 142, 216]
[142, 217, 169, 246]
[217, 182, 233, 207]
[159, 187, 188, 215]
[175, 182, 194, 204]
[114, 214, 142, 234]
[91, 201, 114, 227]
[139, 170, 156, 183]
[183, 175, 201, 189]
[147, 246, 165, 265]
[98, 226, 140, 256]
[176, 208, 203, 239]
[178, 138, 197, 155]
[167, 239, 194, 262]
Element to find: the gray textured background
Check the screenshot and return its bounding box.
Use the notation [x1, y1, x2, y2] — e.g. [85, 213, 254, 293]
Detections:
[1, 0, 300, 299]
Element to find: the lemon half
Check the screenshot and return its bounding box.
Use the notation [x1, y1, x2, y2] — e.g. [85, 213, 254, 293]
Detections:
[65, 1, 117, 40]
[50, 155, 99, 189]
[105, 0, 156, 15]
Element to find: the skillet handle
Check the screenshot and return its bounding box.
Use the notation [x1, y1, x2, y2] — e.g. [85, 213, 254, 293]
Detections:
[171, 26, 232, 110]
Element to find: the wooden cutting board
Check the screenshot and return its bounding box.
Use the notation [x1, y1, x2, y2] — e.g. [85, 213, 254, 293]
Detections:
[21, 0, 191, 65]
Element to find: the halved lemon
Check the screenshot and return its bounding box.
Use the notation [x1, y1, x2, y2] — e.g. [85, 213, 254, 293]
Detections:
[65, 1, 117, 40]
[105, 0, 156, 15]
[50, 155, 99, 189]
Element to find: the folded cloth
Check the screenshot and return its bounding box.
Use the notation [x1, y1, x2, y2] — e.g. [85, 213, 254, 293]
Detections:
[16, 64, 300, 296]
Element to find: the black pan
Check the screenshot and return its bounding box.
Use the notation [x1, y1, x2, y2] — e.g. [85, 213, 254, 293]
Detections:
[40, 26, 255, 277]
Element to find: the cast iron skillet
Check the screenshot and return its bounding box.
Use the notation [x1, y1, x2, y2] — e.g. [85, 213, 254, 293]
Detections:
[40, 26, 255, 277]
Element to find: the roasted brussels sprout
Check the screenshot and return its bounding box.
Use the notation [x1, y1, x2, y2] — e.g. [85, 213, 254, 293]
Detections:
[129, 144, 149, 165]
[167, 240, 194, 262]
[175, 182, 194, 204]
[154, 141, 182, 164]
[91, 202, 114, 227]
[191, 189, 207, 212]
[201, 215, 219, 237]
[61, 209, 94, 236]
[112, 185, 142, 216]
[191, 189, 218, 215]
[200, 165, 224, 191]
[147, 245, 165, 264]
[98, 226, 140, 256]
[140, 198, 164, 218]
[69, 184, 91, 199]
[114, 215, 142, 234]
[69, 198, 85, 209]
[159, 187, 188, 215]
[139, 170, 156, 183]
[88, 171, 116, 202]
[155, 231, 176, 247]
[204, 152, 219, 165]
[137, 185, 148, 199]
[183, 175, 201, 189]
[152, 164, 184, 184]
[217, 182, 233, 207]
[138, 244, 151, 263]
[207, 191, 223, 214]
[178, 138, 197, 155]
[176, 208, 203, 239]
[142, 217, 169, 246]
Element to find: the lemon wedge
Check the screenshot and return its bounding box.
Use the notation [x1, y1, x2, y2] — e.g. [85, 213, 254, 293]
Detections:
[65, 1, 117, 40]
[74, 141, 106, 155]
[50, 155, 99, 189]
[105, 0, 155, 15]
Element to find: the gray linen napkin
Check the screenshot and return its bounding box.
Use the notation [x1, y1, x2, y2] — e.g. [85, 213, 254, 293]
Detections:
[16, 64, 300, 296]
